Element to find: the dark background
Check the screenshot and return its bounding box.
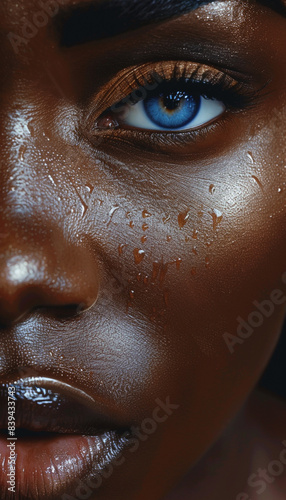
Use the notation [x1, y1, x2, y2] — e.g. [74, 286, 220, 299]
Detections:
[260, 319, 286, 399]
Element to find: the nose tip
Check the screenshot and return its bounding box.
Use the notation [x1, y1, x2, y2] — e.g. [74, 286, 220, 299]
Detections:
[0, 240, 100, 326]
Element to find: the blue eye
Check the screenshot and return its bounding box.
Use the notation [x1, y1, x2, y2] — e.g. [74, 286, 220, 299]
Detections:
[121, 85, 226, 132]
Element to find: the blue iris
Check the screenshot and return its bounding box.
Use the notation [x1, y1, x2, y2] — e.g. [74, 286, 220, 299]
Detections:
[143, 90, 201, 130]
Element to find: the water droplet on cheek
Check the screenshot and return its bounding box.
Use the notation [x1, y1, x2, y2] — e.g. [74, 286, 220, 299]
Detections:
[142, 223, 149, 231]
[134, 248, 145, 265]
[210, 209, 223, 231]
[163, 290, 169, 307]
[209, 184, 215, 194]
[176, 258, 182, 270]
[142, 210, 152, 218]
[152, 262, 161, 282]
[118, 244, 126, 256]
[178, 209, 190, 228]
[141, 235, 147, 244]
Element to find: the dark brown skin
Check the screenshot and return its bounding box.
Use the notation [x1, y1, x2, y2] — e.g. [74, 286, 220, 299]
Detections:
[0, 0, 286, 499]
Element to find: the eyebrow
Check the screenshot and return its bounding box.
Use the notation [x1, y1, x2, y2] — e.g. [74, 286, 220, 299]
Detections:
[58, 0, 285, 47]
[58, 0, 218, 46]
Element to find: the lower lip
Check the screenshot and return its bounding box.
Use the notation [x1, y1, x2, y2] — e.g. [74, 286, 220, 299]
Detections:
[0, 430, 128, 499]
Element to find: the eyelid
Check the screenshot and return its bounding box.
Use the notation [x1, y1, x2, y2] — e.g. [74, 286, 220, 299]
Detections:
[85, 60, 245, 125]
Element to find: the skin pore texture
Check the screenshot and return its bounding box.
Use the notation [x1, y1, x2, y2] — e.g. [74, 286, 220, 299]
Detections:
[0, 0, 285, 499]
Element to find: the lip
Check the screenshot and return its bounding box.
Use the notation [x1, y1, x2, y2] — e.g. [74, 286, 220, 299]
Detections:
[0, 377, 130, 500]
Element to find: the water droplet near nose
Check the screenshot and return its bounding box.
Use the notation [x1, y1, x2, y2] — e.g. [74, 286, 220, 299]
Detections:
[86, 183, 94, 194]
[209, 184, 215, 194]
[167, 235, 172, 242]
[142, 223, 149, 231]
[192, 229, 198, 240]
[247, 152, 254, 164]
[178, 209, 190, 228]
[129, 290, 135, 300]
[129, 221, 135, 229]
[18, 145, 27, 161]
[107, 206, 119, 227]
[136, 273, 142, 282]
[210, 209, 223, 230]
[134, 248, 145, 265]
[142, 210, 152, 218]
[27, 122, 35, 137]
[251, 175, 264, 192]
[163, 215, 171, 224]
[48, 174, 56, 186]
[141, 235, 147, 244]
[143, 276, 149, 284]
[278, 188, 282, 193]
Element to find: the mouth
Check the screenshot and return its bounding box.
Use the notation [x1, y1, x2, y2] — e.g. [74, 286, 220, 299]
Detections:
[0, 377, 130, 500]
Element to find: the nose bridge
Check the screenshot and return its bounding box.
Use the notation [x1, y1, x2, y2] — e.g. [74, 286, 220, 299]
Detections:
[0, 103, 100, 325]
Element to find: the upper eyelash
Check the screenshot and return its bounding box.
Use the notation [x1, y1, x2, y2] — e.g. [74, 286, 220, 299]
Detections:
[88, 60, 260, 127]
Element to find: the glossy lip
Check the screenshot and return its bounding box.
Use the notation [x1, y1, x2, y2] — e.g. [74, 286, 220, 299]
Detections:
[0, 376, 131, 499]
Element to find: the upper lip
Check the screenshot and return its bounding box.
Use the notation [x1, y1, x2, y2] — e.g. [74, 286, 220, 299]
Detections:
[0, 376, 126, 435]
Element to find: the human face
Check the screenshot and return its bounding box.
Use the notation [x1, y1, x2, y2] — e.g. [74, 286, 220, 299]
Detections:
[0, 1, 285, 499]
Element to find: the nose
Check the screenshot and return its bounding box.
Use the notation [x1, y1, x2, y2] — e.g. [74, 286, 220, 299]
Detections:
[0, 223, 100, 325]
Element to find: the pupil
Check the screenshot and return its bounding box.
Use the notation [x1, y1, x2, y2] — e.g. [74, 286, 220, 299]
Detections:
[161, 92, 185, 112]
